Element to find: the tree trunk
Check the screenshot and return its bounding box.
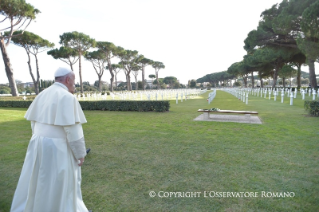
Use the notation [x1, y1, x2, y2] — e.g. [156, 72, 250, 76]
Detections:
[0, 38, 19, 96]
[243, 76, 247, 88]
[126, 72, 132, 91]
[79, 53, 83, 93]
[282, 77, 286, 88]
[156, 71, 159, 89]
[260, 79, 263, 88]
[272, 66, 279, 88]
[308, 58, 317, 89]
[107, 59, 114, 92]
[34, 54, 40, 94]
[98, 75, 102, 92]
[68, 57, 74, 72]
[296, 63, 301, 89]
[142, 66, 145, 90]
[134, 75, 138, 90]
[251, 71, 254, 88]
[25, 49, 38, 94]
[114, 72, 118, 89]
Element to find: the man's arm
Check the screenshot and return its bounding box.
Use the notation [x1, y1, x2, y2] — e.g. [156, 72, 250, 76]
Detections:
[30, 121, 36, 135]
[63, 123, 87, 166]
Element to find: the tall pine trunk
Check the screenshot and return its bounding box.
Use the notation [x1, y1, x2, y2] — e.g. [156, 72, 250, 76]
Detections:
[114, 72, 118, 89]
[251, 71, 254, 88]
[156, 71, 159, 89]
[98, 75, 102, 92]
[134, 75, 138, 90]
[296, 63, 301, 89]
[0, 38, 19, 96]
[142, 66, 145, 90]
[25, 49, 39, 94]
[79, 54, 83, 93]
[308, 59, 317, 89]
[272, 66, 279, 88]
[107, 59, 114, 92]
[243, 76, 247, 88]
[125, 71, 132, 91]
[34, 54, 40, 94]
[68, 57, 74, 72]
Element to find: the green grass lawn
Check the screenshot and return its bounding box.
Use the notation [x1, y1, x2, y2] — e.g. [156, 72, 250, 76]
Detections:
[0, 90, 318, 212]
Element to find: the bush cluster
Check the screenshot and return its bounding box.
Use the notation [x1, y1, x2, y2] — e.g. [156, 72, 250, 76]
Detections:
[0, 101, 33, 108]
[80, 101, 170, 112]
[0, 100, 170, 112]
[304, 100, 319, 116]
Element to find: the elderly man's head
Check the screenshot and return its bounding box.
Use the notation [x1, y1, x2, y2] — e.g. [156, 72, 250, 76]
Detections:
[54, 68, 76, 94]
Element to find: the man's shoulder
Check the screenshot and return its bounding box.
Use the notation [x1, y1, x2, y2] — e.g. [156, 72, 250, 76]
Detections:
[49, 84, 74, 97]
[36, 84, 75, 102]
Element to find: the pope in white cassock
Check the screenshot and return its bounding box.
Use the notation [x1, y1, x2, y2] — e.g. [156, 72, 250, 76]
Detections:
[11, 68, 90, 212]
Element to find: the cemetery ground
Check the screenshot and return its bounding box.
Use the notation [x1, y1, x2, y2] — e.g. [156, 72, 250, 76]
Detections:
[0, 90, 318, 212]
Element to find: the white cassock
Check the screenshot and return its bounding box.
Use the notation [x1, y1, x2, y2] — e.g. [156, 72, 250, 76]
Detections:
[11, 82, 89, 212]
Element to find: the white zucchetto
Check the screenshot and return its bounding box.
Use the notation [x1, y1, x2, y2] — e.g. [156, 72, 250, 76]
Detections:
[54, 67, 72, 77]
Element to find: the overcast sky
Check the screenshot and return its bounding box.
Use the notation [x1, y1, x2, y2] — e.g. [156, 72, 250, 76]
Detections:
[1, 0, 311, 85]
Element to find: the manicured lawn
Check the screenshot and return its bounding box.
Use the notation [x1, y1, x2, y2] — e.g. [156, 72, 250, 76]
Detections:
[1, 90, 318, 211]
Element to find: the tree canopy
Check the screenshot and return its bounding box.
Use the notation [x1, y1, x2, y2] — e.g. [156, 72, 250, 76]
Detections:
[0, 0, 40, 96]
[59, 31, 96, 93]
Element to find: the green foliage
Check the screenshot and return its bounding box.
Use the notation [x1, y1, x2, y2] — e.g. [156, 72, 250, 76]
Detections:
[80, 101, 170, 112]
[0, 86, 11, 94]
[25, 86, 34, 94]
[279, 64, 297, 78]
[304, 100, 319, 116]
[197, 71, 234, 88]
[85, 49, 106, 61]
[300, 1, 319, 40]
[163, 76, 177, 87]
[96, 41, 119, 58]
[152, 61, 165, 70]
[137, 81, 143, 90]
[233, 81, 241, 86]
[0, 100, 170, 112]
[190, 79, 196, 88]
[47, 46, 78, 59]
[59, 31, 96, 51]
[152, 78, 163, 85]
[83, 85, 98, 92]
[0, 0, 40, 29]
[10, 30, 54, 49]
[0, 101, 32, 108]
[40, 80, 54, 89]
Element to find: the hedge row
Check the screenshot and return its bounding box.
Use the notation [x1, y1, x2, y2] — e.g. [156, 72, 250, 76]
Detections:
[304, 100, 319, 116]
[0, 100, 170, 112]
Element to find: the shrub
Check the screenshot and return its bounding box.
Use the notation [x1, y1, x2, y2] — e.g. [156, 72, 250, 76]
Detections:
[79, 101, 169, 112]
[0, 100, 170, 112]
[304, 100, 319, 116]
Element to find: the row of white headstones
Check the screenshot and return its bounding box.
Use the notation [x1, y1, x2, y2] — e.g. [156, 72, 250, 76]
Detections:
[207, 90, 217, 104]
[74, 89, 208, 104]
[222, 87, 318, 106]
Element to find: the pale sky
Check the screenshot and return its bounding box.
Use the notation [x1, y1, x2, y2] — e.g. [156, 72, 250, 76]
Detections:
[1, 0, 311, 85]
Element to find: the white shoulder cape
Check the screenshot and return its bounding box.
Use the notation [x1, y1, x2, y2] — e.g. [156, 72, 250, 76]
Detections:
[24, 82, 87, 125]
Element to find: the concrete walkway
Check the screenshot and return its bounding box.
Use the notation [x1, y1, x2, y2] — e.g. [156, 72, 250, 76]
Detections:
[194, 114, 262, 124]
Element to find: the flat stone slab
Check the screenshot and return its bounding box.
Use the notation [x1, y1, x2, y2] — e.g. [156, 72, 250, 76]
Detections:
[194, 114, 262, 124]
